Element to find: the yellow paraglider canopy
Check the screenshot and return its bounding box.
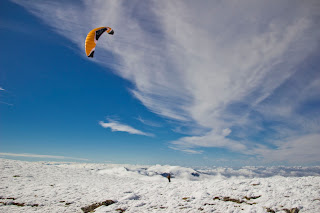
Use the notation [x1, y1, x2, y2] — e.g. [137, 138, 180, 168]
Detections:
[85, 27, 114, 58]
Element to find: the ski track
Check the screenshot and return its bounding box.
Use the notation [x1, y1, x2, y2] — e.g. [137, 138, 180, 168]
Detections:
[0, 159, 319, 213]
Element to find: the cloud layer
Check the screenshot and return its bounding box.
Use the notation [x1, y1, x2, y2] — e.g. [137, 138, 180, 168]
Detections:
[12, 0, 320, 164]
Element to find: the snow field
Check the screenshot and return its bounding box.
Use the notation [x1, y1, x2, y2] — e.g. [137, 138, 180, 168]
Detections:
[0, 159, 319, 212]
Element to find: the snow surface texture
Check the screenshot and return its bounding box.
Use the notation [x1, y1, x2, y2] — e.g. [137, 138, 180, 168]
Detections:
[0, 159, 320, 213]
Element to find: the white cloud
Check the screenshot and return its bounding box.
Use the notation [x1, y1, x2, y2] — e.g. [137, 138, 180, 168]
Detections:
[99, 120, 153, 136]
[0, 152, 89, 161]
[0, 87, 5, 91]
[12, 0, 320, 163]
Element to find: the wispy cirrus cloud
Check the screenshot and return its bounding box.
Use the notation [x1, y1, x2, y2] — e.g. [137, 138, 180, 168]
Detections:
[251, 134, 320, 164]
[0, 87, 13, 106]
[12, 0, 320, 164]
[136, 116, 161, 128]
[0, 152, 89, 161]
[99, 119, 153, 137]
[0, 101, 13, 106]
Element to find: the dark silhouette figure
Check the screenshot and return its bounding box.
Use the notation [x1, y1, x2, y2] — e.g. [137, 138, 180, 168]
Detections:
[167, 174, 171, 182]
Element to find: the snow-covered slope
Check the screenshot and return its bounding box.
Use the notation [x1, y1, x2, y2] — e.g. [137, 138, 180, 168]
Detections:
[0, 158, 319, 212]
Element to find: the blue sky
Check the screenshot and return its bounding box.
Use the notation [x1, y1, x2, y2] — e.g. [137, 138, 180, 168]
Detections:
[1, 0, 320, 167]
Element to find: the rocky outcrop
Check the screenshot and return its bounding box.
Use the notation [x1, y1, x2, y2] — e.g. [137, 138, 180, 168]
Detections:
[81, 200, 115, 213]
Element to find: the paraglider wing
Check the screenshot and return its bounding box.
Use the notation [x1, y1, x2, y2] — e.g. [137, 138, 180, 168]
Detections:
[85, 27, 114, 58]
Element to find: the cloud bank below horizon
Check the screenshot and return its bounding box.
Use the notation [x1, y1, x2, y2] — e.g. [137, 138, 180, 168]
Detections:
[0, 152, 89, 161]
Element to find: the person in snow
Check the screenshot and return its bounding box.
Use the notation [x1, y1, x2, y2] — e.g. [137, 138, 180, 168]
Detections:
[167, 173, 171, 182]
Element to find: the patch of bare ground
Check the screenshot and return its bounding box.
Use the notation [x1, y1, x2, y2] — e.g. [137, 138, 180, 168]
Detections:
[81, 200, 115, 213]
[213, 196, 260, 205]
